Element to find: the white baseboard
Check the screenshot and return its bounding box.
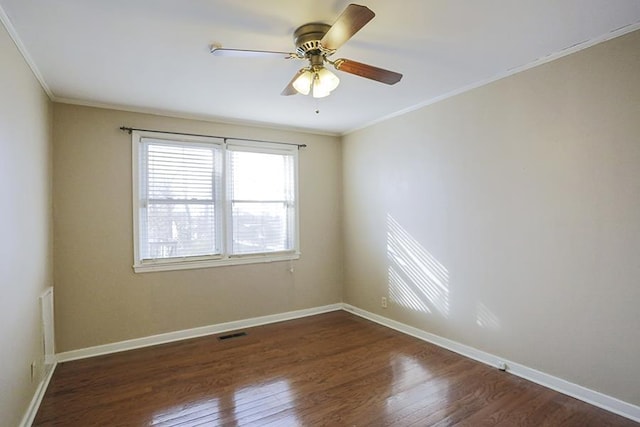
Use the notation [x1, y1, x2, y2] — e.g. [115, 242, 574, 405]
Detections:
[19, 362, 57, 427]
[342, 303, 640, 423]
[56, 303, 342, 362]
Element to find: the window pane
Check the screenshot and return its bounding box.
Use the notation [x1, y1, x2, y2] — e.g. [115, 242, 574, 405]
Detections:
[229, 151, 292, 201]
[228, 148, 295, 256]
[143, 203, 217, 259]
[232, 202, 291, 254]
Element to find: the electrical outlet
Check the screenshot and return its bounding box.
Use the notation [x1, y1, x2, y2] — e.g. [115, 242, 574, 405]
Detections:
[381, 297, 388, 308]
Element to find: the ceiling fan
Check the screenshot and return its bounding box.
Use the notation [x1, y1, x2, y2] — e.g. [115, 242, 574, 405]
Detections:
[211, 4, 403, 98]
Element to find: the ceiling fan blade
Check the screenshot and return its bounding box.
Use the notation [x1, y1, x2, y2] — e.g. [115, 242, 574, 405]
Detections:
[320, 4, 375, 51]
[281, 70, 304, 96]
[211, 46, 296, 59]
[333, 59, 403, 85]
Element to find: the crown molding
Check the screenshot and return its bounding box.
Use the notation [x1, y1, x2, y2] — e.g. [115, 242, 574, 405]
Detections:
[0, 4, 53, 99]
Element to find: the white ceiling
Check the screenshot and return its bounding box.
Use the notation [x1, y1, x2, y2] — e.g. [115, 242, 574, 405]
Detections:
[2, 1, 640, 135]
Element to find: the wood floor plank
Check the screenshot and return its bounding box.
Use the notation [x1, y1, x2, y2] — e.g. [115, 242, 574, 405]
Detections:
[33, 311, 638, 426]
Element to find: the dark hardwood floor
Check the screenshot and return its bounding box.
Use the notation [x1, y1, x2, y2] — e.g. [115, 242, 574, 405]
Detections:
[34, 311, 637, 426]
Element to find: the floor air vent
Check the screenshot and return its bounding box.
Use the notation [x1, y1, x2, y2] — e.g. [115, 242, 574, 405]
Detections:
[218, 332, 247, 341]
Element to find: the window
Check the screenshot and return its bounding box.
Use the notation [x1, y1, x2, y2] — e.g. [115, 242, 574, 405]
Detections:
[132, 131, 299, 272]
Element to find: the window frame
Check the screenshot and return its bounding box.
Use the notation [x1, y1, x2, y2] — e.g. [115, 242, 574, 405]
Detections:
[132, 130, 300, 273]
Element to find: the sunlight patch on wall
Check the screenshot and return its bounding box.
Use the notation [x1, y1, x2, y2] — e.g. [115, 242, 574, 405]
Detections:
[476, 302, 500, 330]
[387, 214, 450, 316]
[388, 267, 432, 313]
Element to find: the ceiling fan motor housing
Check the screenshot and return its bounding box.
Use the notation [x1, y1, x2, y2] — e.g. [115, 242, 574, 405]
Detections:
[293, 23, 332, 57]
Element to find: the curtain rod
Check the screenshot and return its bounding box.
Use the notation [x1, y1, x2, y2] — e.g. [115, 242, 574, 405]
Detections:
[119, 126, 307, 149]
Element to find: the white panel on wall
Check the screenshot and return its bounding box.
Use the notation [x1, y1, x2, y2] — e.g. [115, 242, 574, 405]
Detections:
[40, 287, 54, 366]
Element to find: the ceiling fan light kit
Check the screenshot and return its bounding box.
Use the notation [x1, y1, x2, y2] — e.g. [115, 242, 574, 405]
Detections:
[292, 65, 340, 98]
[211, 4, 402, 98]
[292, 68, 339, 98]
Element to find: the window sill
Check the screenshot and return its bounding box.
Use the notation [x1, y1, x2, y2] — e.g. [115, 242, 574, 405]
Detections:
[133, 252, 301, 273]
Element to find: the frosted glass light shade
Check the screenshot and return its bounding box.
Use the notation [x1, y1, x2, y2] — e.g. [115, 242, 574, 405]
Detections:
[316, 68, 340, 91]
[292, 70, 313, 95]
[292, 67, 340, 98]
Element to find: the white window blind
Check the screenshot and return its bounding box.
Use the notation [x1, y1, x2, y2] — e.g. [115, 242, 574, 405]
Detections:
[139, 138, 222, 260]
[132, 131, 299, 272]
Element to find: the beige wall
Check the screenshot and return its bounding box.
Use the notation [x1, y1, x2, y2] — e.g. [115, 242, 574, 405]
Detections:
[52, 104, 343, 352]
[342, 30, 640, 406]
[0, 21, 52, 426]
